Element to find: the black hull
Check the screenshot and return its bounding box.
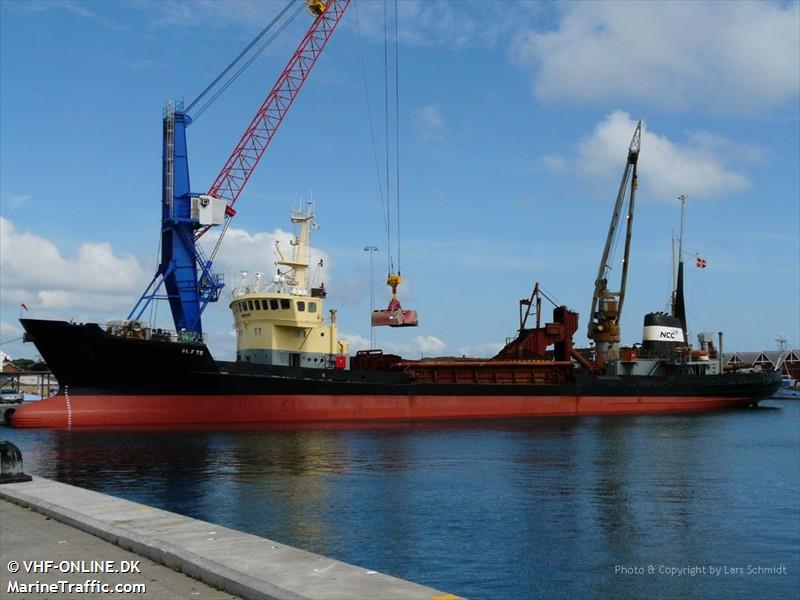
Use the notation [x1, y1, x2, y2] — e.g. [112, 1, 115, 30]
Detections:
[14, 319, 782, 428]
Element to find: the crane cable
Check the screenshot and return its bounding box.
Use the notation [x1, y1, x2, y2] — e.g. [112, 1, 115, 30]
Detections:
[394, 0, 401, 275]
[383, 0, 393, 275]
[195, 0, 306, 263]
[354, 0, 392, 268]
[604, 170, 633, 283]
[354, 0, 403, 279]
[382, 0, 402, 276]
[186, 0, 303, 120]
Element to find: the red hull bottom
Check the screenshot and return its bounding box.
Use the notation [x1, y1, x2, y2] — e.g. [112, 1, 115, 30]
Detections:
[12, 393, 759, 429]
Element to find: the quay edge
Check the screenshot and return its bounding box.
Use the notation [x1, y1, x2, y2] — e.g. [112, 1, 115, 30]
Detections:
[0, 477, 463, 600]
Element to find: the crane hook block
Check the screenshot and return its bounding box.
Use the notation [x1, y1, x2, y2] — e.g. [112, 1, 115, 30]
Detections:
[371, 272, 419, 327]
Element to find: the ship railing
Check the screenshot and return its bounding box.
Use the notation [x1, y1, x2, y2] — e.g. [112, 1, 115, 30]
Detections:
[102, 321, 207, 345]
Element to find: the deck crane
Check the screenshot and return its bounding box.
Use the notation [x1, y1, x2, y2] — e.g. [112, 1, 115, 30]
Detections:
[587, 121, 642, 364]
[129, 0, 350, 339]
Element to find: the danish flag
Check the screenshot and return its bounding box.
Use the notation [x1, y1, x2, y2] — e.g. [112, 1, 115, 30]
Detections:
[696, 256, 708, 269]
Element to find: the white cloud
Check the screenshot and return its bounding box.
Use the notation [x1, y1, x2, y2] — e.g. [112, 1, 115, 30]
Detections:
[411, 104, 445, 142]
[341, 332, 446, 358]
[0, 216, 335, 338]
[350, 1, 533, 49]
[134, 0, 282, 29]
[511, 1, 800, 114]
[541, 154, 567, 172]
[202, 225, 331, 292]
[15, 0, 98, 19]
[413, 335, 445, 354]
[132, 0, 533, 46]
[0, 321, 22, 339]
[0, 217, 150, 311]
[685, 132, 767, 165]
[203, 328, 238, 361]
[36, 291, 142, 311]
[202, 226, 291, 281]
[2, 195, 32, 209]
[328, 274, 368, 307]
[340, 333, 371, 353]
[457, 341, 504, 358]
[575, 111, 750, 201]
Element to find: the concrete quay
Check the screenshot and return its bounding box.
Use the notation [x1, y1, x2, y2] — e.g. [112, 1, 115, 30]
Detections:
[1, 498, 239, 599]
[1, 477, 461, 600]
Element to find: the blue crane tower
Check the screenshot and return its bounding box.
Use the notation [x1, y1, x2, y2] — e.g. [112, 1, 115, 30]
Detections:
[127, 0, 350, 340]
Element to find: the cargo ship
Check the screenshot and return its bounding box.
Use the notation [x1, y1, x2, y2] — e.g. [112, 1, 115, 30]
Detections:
[8, 2, 780, 428]
[12, 201, 780, 429]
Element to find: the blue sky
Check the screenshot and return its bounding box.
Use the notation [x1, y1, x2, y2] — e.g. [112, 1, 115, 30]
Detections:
[1, 0, 798, 361]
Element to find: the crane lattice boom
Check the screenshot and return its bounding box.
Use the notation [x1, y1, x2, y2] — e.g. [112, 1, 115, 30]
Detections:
[199, 0, 350, 241]
[587, 120, 642, 363]
[130, 0, 350, 337]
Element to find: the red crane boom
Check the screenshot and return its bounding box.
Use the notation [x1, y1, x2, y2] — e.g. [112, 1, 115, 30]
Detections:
[197, 0, 350, 241]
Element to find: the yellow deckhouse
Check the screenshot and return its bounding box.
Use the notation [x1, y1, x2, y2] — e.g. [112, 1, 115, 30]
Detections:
[230, 204, 350, 369]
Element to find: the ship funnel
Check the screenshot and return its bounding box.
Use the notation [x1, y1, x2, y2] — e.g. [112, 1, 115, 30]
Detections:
[642, 312, 685, 357]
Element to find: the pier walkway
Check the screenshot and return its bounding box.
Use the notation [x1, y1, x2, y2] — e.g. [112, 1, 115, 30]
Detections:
[1, 478, 460, 600]
[1, 498, 239, 599]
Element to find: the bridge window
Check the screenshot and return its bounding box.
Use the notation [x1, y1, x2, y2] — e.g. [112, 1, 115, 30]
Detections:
[308, 302, 317, 313]
[270, 299, 279, 310]
[247, 300, 254, 311]
[281, 299, 291, 310]
[297, 301, 305, 311]
[260, 300, 269, 310]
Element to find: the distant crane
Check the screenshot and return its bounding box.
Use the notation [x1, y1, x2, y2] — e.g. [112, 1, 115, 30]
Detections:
[129, 0, 350, 339]
[587, 121, 642, 363]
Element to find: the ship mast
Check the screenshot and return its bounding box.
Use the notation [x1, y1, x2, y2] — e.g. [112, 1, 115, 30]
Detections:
[274, 202, 315, 295]
[671, 194, 688, 342]
[677, 193, 686, 279]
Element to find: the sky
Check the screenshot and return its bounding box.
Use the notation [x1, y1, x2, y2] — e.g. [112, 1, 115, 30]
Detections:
[1, 0, 798, 362]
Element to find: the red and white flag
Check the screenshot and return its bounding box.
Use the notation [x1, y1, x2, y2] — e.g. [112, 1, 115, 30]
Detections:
[696, 256, 708, 269]
[20, 303, 29, 311]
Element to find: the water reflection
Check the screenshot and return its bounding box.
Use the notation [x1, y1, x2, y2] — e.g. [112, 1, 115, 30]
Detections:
[2, 402, 799, 600]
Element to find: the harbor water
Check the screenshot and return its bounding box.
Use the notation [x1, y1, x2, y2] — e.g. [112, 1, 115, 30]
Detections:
[3, 398, 799, 599]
